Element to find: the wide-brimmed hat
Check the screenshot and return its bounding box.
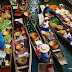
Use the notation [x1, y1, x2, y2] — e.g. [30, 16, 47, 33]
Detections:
[40, 44, 50, 53]
[45, 4, 49, 7]
[44, 17, 49, 20]
[24, 11, 31, 18]
[14, 19, 19, 22]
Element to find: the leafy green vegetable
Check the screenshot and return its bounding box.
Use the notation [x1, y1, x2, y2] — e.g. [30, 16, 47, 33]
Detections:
[19, 6, 25, 10]
[12, 1, 17, 4]
[16, 32, 21, 36]
[49, 18, 59, 25]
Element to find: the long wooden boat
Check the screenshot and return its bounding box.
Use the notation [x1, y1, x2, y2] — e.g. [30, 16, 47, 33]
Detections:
[23, 13, 54, 72]
[53, 4, 72, 33]
[47, 14, 72, 45]
[30, 13, 67, 65]
[13, 0, 29, 16]
[12, 17, 32, 72]
[0, 5, 13, 72]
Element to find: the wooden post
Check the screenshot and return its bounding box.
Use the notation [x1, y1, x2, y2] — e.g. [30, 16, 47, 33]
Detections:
[0, 5, 1, 9]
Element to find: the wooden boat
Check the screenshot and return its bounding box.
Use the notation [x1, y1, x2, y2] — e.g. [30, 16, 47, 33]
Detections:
[38, 13, 67, 65]
[50, 24, 72, 45]
[12, 17, 32, 72]
[23, 12, 54, 72]
[0, 5, 13, 72]
[38, 63, 54, 72]
[53, 4, 72, 33]
[13, 0, 29, 16]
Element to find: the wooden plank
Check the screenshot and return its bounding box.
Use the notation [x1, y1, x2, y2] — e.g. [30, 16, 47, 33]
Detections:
[52, 49, 61, 53]
[17, 65, 29, 70]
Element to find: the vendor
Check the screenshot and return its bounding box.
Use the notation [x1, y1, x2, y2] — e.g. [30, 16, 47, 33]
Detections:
[40, 44, 51, 63]
[0, 30, 6, 49]
[14, 19, 24, 31]
[63, 29, 72, 39]
[43, 4, 53, 17]
[40, 17, 49, 31]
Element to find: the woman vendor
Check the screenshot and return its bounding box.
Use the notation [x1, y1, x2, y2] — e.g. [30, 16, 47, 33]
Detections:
[43, 4, 53, 17]
[40, 44, 51, 63]
[63, 29, 72, 45]
[0, 30, 6, 49]
[40, 17, 50, 31]
[14, 19, 24, 31]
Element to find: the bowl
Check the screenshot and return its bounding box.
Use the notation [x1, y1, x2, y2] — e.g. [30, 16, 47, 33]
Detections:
[16, 44, 23, 51]
[17, 57, 27, 65]
[30, 33, 39, 41]
[24, 11, 31, 18]
[49, 40, 59, 50]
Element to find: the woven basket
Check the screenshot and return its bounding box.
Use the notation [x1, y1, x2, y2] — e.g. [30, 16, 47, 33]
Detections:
[17, 57, 27, 65]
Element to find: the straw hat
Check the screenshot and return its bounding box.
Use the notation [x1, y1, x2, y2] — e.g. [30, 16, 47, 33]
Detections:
[45, 4, 49, 7]
[24, 11, 31, 18]
[45, 13, 52, 17]
[40, 44, 50, 53]
[14, 19, 19, 22]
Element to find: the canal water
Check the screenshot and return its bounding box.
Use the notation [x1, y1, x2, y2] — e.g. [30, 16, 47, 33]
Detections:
[0, 0, 72, 72]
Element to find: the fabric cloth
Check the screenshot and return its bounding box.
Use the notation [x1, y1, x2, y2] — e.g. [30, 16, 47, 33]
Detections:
[63, 32, 71, 38]
[40, 52, 50, 62]
[38, 14, 44, 26]
[0, 30, 6, 49]
[43, 7, 53, 16]
[14, 22, 23, 29]
[43, 21, 49, 28]
[40, 26, 49, 31]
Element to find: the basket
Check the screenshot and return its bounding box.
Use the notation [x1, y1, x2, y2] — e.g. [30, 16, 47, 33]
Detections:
[17, 57, 27, 65]
[49, 40, 59, 50]
[30, 33, 39, 41]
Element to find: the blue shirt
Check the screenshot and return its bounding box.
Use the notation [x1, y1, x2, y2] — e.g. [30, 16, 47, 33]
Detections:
[40, 52, 50, 63]
[43, 7, 53, 16]
[0, 30, 6, 49]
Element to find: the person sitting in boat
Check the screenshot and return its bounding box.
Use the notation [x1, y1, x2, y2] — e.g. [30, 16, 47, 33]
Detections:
[63, 29, 72, 40]
[14, 19, 24, 31]
[40, 44, 51, 63]
[43, 4, 53, 17]
[0, 30, 6, 49]
[40, 17, 49, 31]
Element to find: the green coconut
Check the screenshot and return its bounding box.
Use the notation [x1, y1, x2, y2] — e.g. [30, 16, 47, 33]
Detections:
[4, 36, 12, 43]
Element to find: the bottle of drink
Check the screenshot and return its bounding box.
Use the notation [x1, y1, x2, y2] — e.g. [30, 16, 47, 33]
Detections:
[2, 58, 5, 67]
